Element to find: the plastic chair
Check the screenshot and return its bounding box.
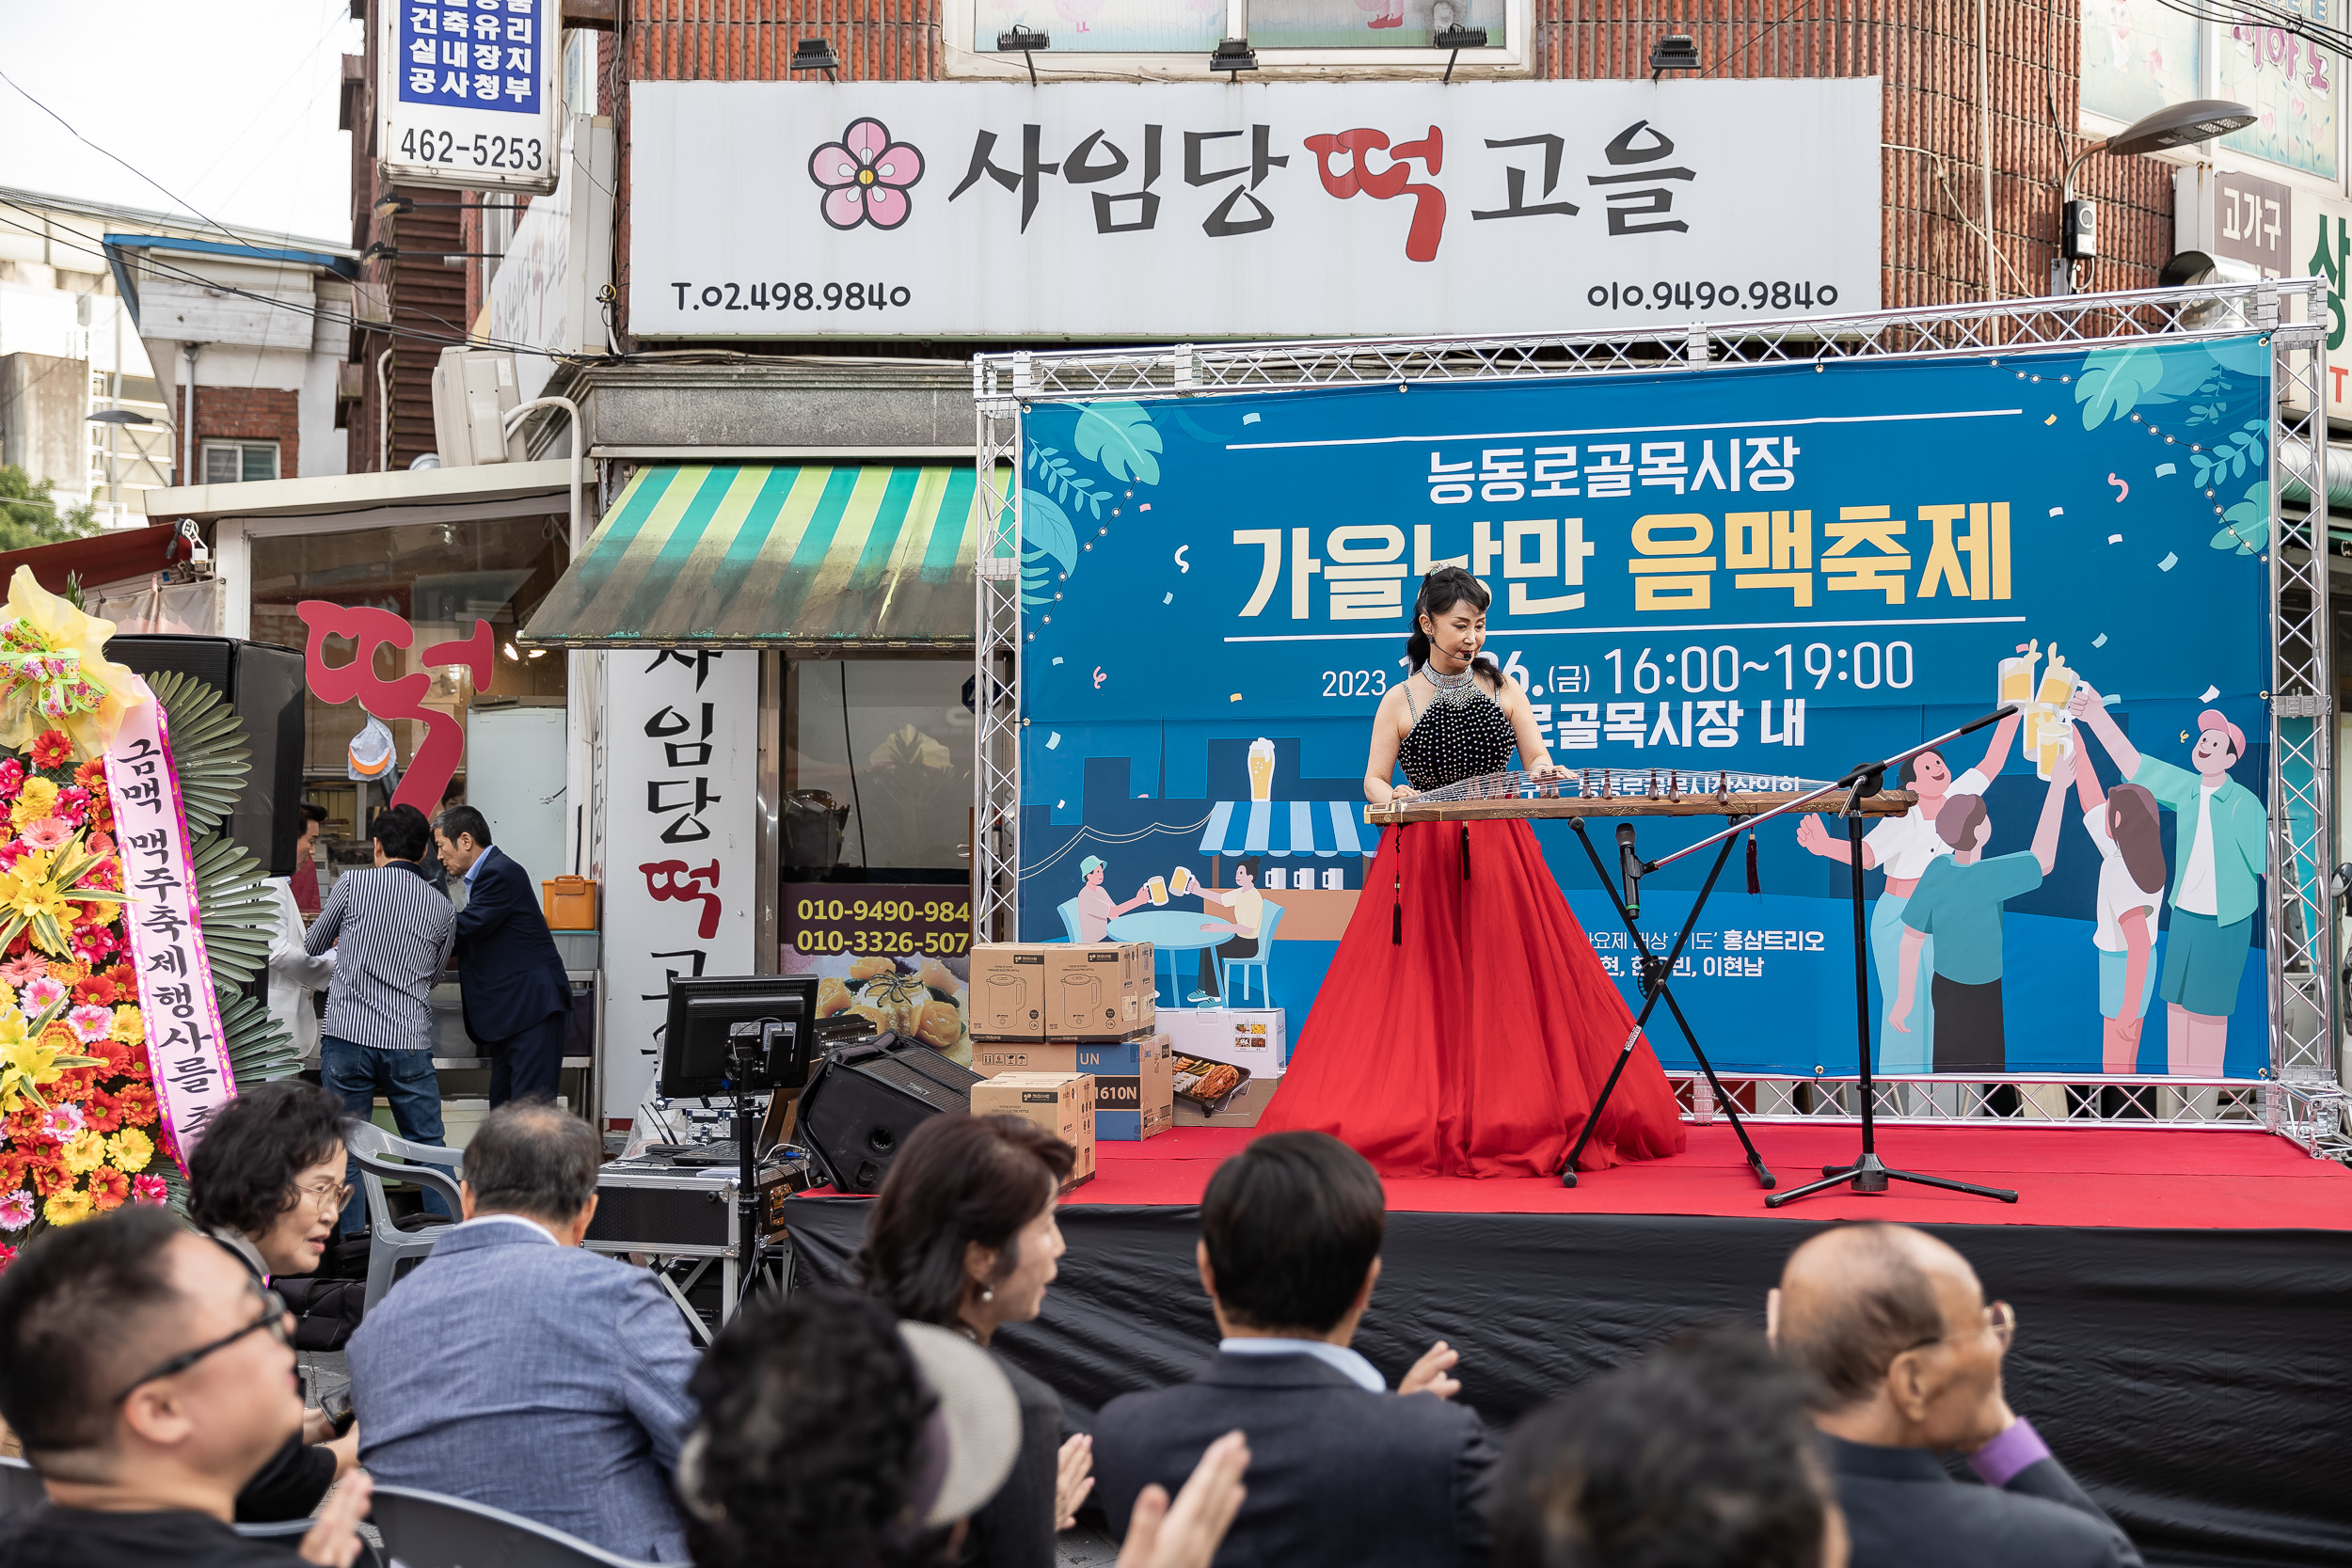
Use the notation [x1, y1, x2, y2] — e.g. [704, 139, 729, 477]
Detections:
[346, 1121, 465, 1313]
[1218, 899, 1285, 1008]
[369, 1482, 676, 1568]
[1057, 897, 1083, 943]
[0, 1456, 42, 1514]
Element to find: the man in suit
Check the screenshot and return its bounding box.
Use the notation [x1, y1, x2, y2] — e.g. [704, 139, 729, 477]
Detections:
[345, 1101, 698, 1562]
[1770, 1223, 2140, 1568]
[1093, 1131, 1496, 1568]
[433, 806, 573, 1108]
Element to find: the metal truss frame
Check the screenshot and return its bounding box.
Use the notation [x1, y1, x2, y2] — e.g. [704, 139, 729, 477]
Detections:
[972, 280, 2351, 1155]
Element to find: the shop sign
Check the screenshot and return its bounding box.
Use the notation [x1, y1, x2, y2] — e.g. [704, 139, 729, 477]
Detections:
[487, 115, 615, 403]
[2291, 190, 2352, 421]
[628, 78, 1883, 341]
[601, 650, 758, 1119]
[782, 882, 977, 1064]
[379, 0, 562, 194]
[296, 602, 497, 818]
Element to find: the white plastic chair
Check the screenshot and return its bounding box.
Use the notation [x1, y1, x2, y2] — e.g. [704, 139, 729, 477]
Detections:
[345, 1121, 464, 1312]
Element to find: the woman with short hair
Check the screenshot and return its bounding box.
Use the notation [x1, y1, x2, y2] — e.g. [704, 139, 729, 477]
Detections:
[184, 1080, 360, 1520]
[857, 1114, 1088, 1568]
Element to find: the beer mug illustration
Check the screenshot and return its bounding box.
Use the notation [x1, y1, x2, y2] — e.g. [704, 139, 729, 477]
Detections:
[1997, 641, 2039, 707]
[1248, 737, 1277, 803]
[1147, 876, 1169, 905]
[2036, 716, 2074, 782]
[1169, 865, 1195, 896]
[2036, 643, 2076, 713]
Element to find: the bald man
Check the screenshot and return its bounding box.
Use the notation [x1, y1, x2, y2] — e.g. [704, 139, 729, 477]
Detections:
[1768, 1224, 2138, 1568]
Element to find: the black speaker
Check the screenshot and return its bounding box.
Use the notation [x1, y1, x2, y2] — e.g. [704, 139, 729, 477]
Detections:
[105, 637, 307, 876]
[795, 1036, 983, 1195]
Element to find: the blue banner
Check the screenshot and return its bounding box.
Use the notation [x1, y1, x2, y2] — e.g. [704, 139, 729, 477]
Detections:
[1018, 336, 2275, 1079]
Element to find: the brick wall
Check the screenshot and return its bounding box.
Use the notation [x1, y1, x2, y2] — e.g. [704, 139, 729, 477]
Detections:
[607, 0, 2178, 331]
[186, 385, 300, 481]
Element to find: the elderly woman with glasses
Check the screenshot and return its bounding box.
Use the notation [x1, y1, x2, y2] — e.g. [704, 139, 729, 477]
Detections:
[184, 1079, 362, 1522]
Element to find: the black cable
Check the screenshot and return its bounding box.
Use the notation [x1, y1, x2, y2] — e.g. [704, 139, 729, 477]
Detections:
[0, 69, 254, 254]
[842, 662, 867, 870]
[2153, 0, 2352, 60]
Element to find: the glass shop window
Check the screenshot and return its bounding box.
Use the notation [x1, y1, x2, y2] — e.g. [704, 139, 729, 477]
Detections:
[785, 657, 974, 881]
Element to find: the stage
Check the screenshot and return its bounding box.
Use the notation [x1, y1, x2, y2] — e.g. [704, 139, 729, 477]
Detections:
[786, 1123, 2352, 1568]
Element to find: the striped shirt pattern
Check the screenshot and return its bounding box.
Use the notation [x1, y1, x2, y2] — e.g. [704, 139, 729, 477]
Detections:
[305, 864, 456, 1053]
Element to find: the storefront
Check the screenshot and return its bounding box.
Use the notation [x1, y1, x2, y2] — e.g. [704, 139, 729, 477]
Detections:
[143, 460, 593, 1123]
[515, 393, 989, 1117]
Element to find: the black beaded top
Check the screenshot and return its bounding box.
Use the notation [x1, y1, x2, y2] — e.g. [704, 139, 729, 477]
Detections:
[1399, 680, 1516, 792]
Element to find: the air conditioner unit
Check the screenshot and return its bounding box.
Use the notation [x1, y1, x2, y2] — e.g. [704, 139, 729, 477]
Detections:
[429, 347, 526, 467]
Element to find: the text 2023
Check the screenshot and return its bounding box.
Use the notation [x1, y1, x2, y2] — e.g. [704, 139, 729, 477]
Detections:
[670, 281, 913, 312]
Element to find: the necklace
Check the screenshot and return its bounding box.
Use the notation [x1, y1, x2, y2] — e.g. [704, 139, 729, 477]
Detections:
[1423, 659, 1479, 706]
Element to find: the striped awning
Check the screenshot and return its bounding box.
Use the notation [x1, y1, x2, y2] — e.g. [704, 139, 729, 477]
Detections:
[519, 463, 979, 648]
[1200, 800, 1369, 859]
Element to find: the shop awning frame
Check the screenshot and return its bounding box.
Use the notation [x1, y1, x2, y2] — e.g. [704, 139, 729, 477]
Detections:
[519, 462, 982, 649]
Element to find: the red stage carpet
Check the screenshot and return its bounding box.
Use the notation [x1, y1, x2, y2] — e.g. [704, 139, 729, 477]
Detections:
[1070, 1123, 2352, 1229]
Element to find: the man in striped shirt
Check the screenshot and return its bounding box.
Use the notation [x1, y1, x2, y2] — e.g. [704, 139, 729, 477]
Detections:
[305, 803, 458, 1238]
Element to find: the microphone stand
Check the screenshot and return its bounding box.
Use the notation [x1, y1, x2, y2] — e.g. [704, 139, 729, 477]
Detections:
[1765, 709, 2023, 1210]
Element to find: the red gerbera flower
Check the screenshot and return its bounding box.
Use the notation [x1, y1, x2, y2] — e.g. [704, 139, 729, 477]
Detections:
[81, 1087, 123, 1134]
[29, 731, 71, 771]
[72, 973, 118, 1007]
[87, 1167, 129, 1212]
[72, 759, 104, 792]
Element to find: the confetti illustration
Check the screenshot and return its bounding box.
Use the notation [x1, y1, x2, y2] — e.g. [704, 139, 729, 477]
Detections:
[2155, 463, 2176, 477]
[2107, 473, 2129, 501]
[2044, 415, 2058, 425]
[2092, 633, 2108, 647]
[1174, 546, 1190, 573]
[2108, 533, 2122, 544]
[1242, 412, 1261, 424]
[2049, 506, 2065, 516]
[1046, 731, 1062, 749]
[2158, 551, 2178, 571]
[1230, 693, 1244, 702]
[1163, 592, 1174, 604]
[1052, 656, 1065, 665]
[2201, 685, 2221, 702]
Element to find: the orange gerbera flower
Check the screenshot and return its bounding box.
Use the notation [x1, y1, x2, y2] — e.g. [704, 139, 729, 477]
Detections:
[85, 1167, 128, 1212]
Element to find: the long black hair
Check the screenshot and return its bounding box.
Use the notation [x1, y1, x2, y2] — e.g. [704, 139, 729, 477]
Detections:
[1405, 566, 1502, 678]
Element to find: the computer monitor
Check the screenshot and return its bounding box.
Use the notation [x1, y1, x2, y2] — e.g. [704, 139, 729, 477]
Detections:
[658, 975, 819, 1101]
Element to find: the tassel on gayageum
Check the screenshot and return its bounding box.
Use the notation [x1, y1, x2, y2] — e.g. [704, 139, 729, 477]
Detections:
[1746, 828, 1762, 895]
[1391, 825, 1404, 945]
[1460, 824, 1471, 880]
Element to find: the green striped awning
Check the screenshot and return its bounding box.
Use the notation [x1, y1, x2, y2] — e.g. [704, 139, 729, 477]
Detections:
[519, 463, 980, 648]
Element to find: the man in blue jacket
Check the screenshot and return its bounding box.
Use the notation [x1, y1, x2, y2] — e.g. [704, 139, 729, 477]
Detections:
[435, 806, 574, 1107]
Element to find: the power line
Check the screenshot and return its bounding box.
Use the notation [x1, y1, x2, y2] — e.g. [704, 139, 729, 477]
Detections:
[0, 67, 255, 256]
[0, 200, 600, 367]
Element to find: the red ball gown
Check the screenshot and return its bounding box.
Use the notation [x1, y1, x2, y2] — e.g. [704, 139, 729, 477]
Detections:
[1260, 683, 1686, 1179]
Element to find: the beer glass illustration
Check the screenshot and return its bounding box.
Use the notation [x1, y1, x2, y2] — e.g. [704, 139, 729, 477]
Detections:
[1147, 876, 1169, 905]
[1169, 865, 1195, 896]
[1248, 737, 1277, 803]
[1997, 641, 2039, 706]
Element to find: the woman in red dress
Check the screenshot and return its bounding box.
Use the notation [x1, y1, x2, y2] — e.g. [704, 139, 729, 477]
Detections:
[1260, 568, 1686, 1179]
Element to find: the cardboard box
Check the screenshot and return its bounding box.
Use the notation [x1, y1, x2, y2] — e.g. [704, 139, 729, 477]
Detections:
[972, 1033, 1173, 1141]
[970, 943, 1052, 1038]
[1174, 1071, 1275, 1128]
[971, 1071, 1097, 1189]
[971, 942, 1156, 1041]
[1162, 1008, 1286, 1079]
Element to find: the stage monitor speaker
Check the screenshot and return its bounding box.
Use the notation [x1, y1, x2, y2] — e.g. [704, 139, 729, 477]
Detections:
[105, 637, 307, 877]
[795, 1035, 984, 1195]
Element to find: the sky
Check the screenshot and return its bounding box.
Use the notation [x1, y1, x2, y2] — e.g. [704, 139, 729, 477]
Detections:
[0, 0, 359, 245]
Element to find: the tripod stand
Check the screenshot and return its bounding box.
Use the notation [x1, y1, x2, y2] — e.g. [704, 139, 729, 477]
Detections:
[1563, 818, 1775, 1189]
[724, 1018, 803, 1307]
[1765, 714, 2023, 1210]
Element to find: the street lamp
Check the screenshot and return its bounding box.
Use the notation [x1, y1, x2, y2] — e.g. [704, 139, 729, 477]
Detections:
[86, 409, 153, 426]
[2054, 99, 2256, 295]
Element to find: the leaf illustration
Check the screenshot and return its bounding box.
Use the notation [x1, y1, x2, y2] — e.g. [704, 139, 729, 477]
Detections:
[2217, 480, 2270, 554]
[2076, 346, 2170, 429]
[2205, 336, 2272, 378]
[1019, 487, 1080, 608]
[1073, 402, 1164, 484]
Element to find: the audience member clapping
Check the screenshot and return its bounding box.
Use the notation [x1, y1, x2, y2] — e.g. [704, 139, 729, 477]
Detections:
[184, 1079, 361, 1521]
[345, 1098, 699, 1562]
[680, 1288, 1249, 1568]
[1771, 1223, 2140, 1568]
[859, 1113, 1091, 1568]
[1491, 1329, 1847, 1568]
[1093, 1131, 1494, 1568]
[0, 1207, 372, 1567]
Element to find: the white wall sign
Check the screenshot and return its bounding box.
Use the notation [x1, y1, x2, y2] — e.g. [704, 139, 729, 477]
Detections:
[629, 78, 1883, 341]
[488, 115, 615, 403]
[379, 0, 562, 194]
[599, 650, 758, 1120]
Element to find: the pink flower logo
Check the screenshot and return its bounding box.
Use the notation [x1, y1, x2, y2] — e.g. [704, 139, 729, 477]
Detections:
[809, 119, 924, 231]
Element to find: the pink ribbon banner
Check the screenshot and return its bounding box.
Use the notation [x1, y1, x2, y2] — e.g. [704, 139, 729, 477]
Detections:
[103, 683, 235, 1166]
